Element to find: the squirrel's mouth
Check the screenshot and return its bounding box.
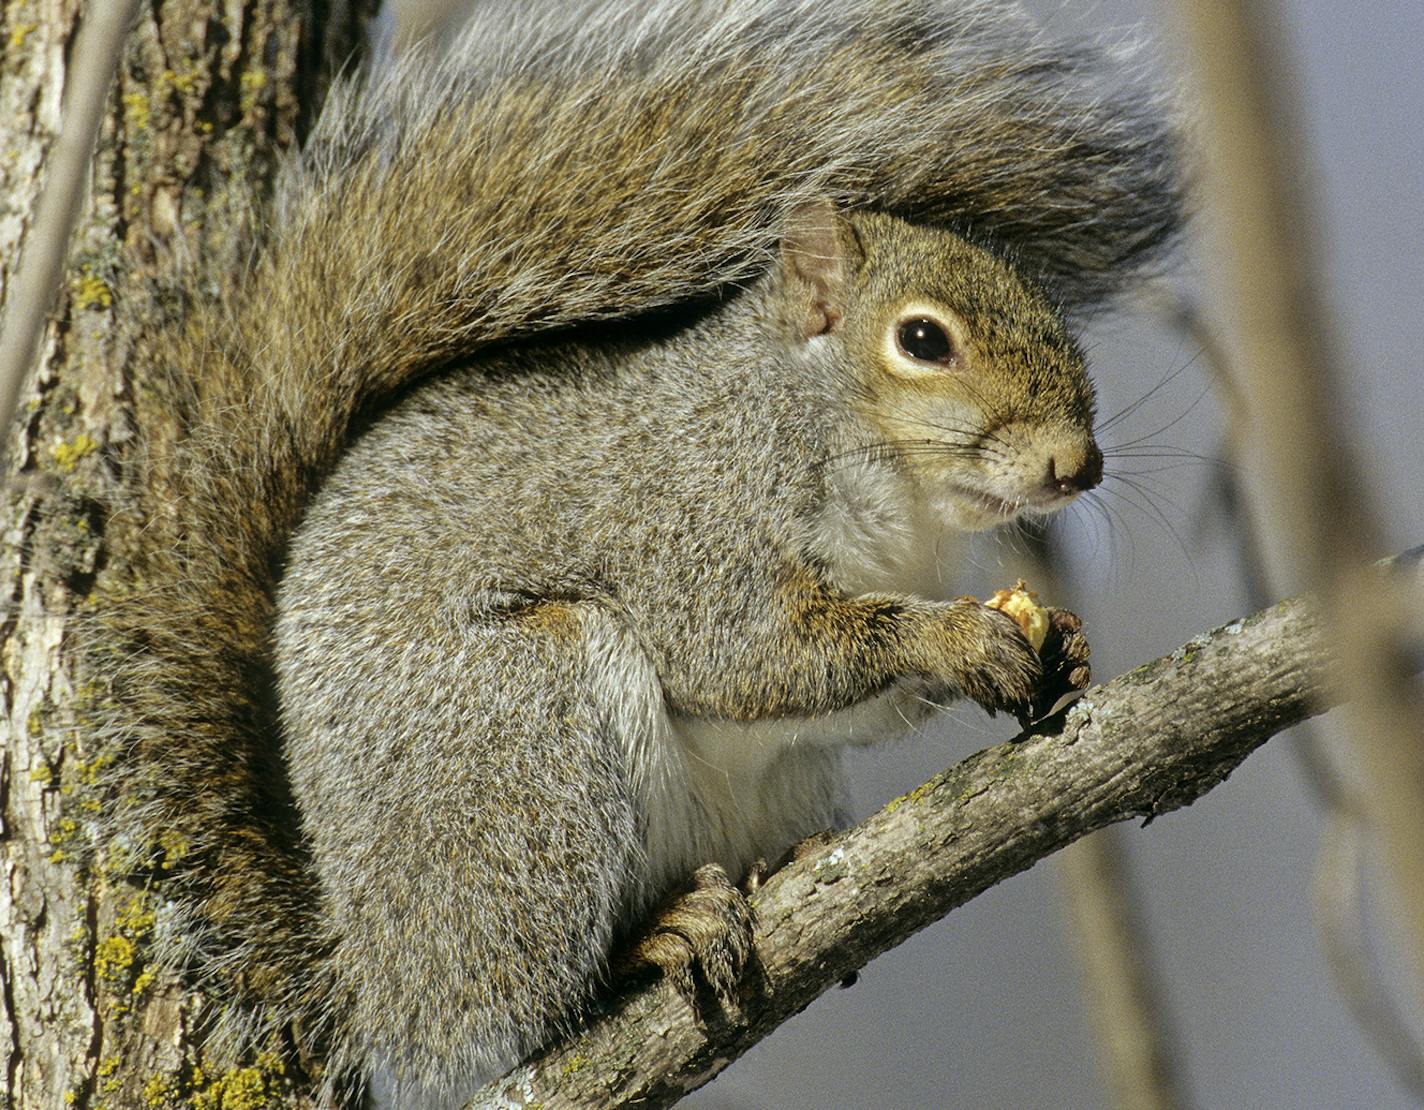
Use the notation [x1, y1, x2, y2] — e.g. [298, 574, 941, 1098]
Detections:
[943, 484, 1026, 527]
[945, 483, 1081, 529]
[969, 490, 1022, 519]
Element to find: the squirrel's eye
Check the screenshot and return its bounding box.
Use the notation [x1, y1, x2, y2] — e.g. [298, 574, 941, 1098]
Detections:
[895, 317, 955, 365]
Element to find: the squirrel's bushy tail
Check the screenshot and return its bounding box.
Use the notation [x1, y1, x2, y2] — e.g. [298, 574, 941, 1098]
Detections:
[97, 0, 1182, 1070]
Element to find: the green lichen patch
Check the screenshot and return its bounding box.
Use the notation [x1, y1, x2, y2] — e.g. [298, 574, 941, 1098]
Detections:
[48, 816, 80, 863]
[142, 1071, 178, 1107]
[137, 1050, 295, 1110]
[94, 934, 137, 983]
[884, 781, 933, 814]
[187, 1051, 294, 1110]
[7, 21, 38, 50]
[123, 90, 151, 132]
[561, 1053, 591, 1076]
[238, 68, 268, 115]
[51, 433, 99, 473]
[72, 265, 114, 310]
[161, 64, 200, 96]
[116, 891, 157, 935]
[94, 891, 157, 1016]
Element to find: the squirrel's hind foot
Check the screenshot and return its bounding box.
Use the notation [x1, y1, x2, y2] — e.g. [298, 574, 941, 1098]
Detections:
[616, 863, 754, 1014]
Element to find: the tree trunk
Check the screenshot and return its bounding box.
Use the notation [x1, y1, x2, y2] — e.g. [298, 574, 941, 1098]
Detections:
[0, 3, 370, 1106]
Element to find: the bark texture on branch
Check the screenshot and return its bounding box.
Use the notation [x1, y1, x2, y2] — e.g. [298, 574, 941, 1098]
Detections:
[475, 582, 1360, 1109]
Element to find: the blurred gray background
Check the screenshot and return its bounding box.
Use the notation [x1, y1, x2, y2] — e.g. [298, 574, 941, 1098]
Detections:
[387, 1, 1424, 1106]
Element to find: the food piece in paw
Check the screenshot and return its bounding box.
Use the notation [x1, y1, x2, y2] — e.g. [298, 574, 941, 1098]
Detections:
[984, 579, 1049, 652]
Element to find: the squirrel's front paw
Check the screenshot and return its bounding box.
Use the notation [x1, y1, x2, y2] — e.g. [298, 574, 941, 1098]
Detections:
[1032, 606, 1091, 719]
[928, 600, 1044, 722]
[615, 863, 753, 1011]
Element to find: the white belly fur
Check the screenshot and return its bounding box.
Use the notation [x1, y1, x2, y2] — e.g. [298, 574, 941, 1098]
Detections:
[591, 456, 964, 899]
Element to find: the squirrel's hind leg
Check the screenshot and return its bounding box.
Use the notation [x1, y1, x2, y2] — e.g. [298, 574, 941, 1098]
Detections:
[302, 598, 652, 1108]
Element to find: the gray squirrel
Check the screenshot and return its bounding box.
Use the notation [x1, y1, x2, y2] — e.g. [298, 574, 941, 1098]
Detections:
[93, 0, 1182, 1105]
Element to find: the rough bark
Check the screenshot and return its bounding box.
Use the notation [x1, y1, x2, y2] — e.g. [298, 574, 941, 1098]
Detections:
[474, 578, 1396, 1109]
[0, 3, 370, 1107]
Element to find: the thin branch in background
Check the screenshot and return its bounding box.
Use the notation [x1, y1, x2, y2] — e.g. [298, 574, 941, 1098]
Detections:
[1316, 809, 1424, 1101]
[1057, 831, 1190, 1110]
[1016, 519, 1193, 1110]
[0, 0, 140, 459]
[1158, 292, 1424, 1100]
[1178, 0, 1424, 1013]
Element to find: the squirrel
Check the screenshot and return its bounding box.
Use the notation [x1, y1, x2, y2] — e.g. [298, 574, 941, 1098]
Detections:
[91, 0, 1182, 1105]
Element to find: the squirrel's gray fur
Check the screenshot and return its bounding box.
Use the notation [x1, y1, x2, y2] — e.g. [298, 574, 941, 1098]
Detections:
[278, 207, 1106, 1105]
[92, 0, 1182, 1104]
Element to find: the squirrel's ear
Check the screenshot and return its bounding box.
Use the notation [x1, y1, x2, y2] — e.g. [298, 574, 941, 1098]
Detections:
[777, 200, 859, 340]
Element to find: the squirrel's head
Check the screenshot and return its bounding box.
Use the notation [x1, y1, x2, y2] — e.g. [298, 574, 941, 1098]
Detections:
[773, 202, 1101, 533]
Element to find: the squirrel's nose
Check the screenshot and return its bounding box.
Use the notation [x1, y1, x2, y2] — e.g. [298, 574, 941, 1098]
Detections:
[1047, 442, 1103, 495]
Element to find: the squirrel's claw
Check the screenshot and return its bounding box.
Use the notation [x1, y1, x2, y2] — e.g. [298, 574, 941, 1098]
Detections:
[1027, 606, 1091, 722]
[616, 863, 753, 1012]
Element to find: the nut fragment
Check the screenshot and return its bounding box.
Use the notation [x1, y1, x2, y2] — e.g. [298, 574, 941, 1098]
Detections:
[985, 579, 1049, 652]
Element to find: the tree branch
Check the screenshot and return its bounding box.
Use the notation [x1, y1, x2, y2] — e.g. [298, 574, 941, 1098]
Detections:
[472, 565, 1420, 1109]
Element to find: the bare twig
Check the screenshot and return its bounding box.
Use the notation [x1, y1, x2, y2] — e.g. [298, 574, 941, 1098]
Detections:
[470, 569, 1414, 1109]
[1057, 831, 1191, 1110]
[1315, 808, 1424, 1101]
[0, 0, 139, 456]
[1158, 292, 1424, 1098]
[1178, 0, 1424, 1005]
